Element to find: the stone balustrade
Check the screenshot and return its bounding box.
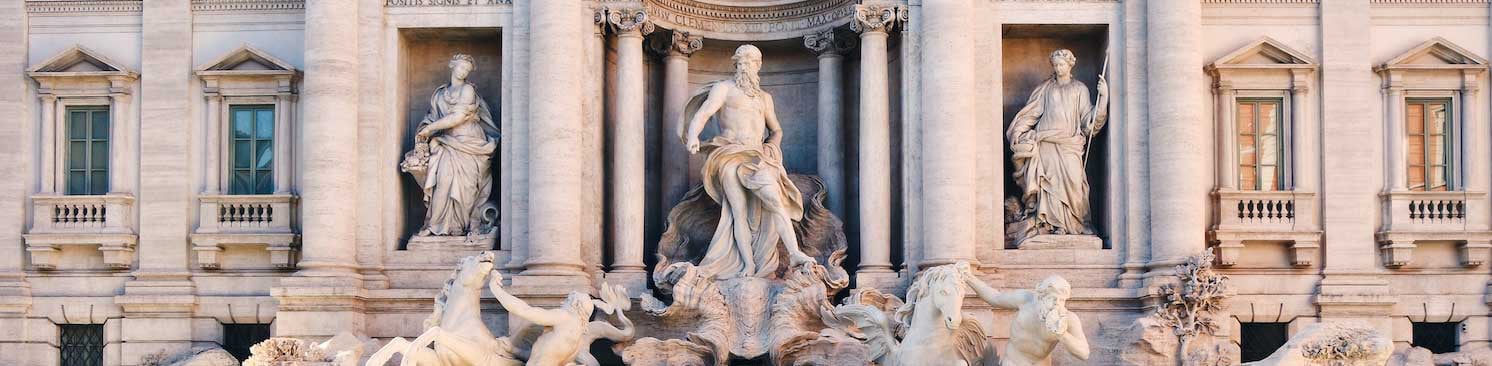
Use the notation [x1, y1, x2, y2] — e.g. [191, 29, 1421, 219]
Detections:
[23, 193, 137, 270]
[1377, 191, 1492, 268]
[1209, 190, 1321, 267]
[191, 194, 298, 269]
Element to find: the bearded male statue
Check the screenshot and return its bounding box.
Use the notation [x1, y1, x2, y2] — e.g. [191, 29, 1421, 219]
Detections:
[963, 271, 1091, 366]
[678, 44, 816, 279]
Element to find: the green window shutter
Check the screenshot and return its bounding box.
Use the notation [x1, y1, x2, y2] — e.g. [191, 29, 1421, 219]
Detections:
[229, 105, 275, 195]
[64, 106, 109, 195]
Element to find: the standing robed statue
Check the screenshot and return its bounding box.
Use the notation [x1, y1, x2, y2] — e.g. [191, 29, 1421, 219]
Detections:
[1006, 48, 1109, 246]
[401, 54, 502, 241]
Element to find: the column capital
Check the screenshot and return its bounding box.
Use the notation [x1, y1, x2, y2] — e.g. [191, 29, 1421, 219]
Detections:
[604, 7, 653, 36]
[652, 30, 703, 58]
[804, 29, 855, 56]
[850, 4, 901, 34]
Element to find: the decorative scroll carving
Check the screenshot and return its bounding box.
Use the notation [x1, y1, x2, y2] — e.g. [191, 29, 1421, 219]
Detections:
[652, 30, 704, 57]
[803, 29, 854, 55]
[644, 0, 856, 41]
[849, 4, 899, 34]
[606, 6, 655, 35]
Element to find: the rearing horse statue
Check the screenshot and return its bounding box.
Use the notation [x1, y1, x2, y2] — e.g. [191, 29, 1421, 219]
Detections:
[827, 262, 988, 366]
[366, 252, 521, 366]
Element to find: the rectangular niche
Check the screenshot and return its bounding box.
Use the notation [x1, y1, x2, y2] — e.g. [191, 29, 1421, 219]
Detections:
[396, 27, 503, 249]
[1001, 24, 1111, 249]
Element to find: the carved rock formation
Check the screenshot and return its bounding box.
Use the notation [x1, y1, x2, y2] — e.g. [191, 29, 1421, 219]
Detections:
[1244, 322, 1392, 366]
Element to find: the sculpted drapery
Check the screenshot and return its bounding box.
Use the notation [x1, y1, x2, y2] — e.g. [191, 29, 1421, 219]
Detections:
[1007, 49, 1107, 244]
[402, 54, 501, 238]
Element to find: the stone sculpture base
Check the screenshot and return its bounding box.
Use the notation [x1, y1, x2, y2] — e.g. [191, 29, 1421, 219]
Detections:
[1018, 234, 1103, 250]
[406, 232, 496, 251]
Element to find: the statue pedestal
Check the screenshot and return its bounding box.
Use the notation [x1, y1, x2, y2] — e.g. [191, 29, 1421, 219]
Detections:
[406, 233, 496, 251]
[1017, 234, 1103, 250]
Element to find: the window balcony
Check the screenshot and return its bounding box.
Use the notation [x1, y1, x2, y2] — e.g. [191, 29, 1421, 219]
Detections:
[1209, 190, 1321, 267]
[190, 194, 298, 270]
[23, 194, 137, 270]
[1377, 191, 1492, 268]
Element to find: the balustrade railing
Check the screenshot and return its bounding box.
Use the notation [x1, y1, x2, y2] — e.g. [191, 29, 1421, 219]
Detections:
[30, 194, 134, 233]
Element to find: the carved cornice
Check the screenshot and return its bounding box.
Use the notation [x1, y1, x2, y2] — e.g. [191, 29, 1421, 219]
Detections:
[606, 7, 655, 35]
[645, 0, 856, 41]
[803, 29, 854, 56]
[192, 0, 303, 12]
[1201, 0, 1316, 3]
[385, 0, 509, 7]
[25, 0, 142, 14]
[1371, 0, 1487, 3]
[849, 4, 899, 34]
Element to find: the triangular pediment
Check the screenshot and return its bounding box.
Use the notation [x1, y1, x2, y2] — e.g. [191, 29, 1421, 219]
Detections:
[1380, 37, 1487, 70]
[1209, 37, 1317, 69]
[196, 44, 297, 74]
[27, 45, 135, 75]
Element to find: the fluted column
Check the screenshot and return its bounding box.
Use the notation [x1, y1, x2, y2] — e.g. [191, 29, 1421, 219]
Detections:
[919, 0, 978, 268]
[607, 7, 652, 292]
[296, 0, 361, 276]
[1146, 0, 1207, 271]
[521, 0, 588, 279]
[805, 30, 849, 219]
[660, 31, 702, 208]
[852, 5, 897, 278]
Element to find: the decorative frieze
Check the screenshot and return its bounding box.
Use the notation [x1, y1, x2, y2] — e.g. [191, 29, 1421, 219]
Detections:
[645, 0, 856, 41]
[192, 0, 303, 12]
[385, 0, 508, 7]
[25, 0, 142, 14]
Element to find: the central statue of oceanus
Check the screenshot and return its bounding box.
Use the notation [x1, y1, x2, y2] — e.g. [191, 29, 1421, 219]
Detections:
[1006, 48, 1109, 247]
[678, 44, 817, 279]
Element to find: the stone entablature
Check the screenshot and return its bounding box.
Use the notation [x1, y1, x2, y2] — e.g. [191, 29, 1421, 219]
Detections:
[644, 0, 858, 41]
[1374, 37, 1492, 269]
[1206, 37, 1321, 268]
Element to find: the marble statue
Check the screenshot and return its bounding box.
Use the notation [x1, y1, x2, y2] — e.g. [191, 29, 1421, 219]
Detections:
[963, 272, 1090, 366]
[825, 262, 987, 366]
[401, 53, 501, 241]
[679, 44, 816, 279]
[365, 252, 521, 366]
[1006, 48, 1108, 247]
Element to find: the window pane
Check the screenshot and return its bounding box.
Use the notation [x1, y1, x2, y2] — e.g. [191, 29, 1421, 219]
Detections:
[90, 141, 108, 170]
[1259, 164, 1279, 191]
[232, 110, 253, 139]
[256, 109, 274, 139]
[67, 172, 85, 195]
[1407, 135, 1426, 169]
[1240, 167, 1257, 191]
[1409, 166, 1427, 191]
[89, 172, 107, 195]
[233, 141, 251, 169]
[256, 171, 273, 194]
[90, 111, 108, 140]
[256, 141, 273, 170]
[231, 171, 252, 195]
[68, 111, 86, 139]
[1407, 103, 1425, 134]
[1428, 103, 1448, 135]
[68, 141, 86, 170]
[1239, 135, 1257, 166]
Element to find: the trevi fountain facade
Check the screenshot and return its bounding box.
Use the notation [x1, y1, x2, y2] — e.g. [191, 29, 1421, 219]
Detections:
[4, 0, 1492, 365]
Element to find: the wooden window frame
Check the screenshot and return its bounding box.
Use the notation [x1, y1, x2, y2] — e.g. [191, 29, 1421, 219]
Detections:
[1405, 97, 1457, 192]
[63, 105, 111, 196]
[1235, 97, 1289, 191]
[227, 104, 276, 195]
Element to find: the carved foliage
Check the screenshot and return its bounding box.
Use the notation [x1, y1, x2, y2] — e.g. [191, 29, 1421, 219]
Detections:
[1155, 252, 1230, 342]
[243, 338, 329, 366]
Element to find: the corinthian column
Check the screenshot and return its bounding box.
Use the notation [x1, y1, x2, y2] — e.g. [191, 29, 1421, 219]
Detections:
[919, 0, 979, 268]
[805, 30, 849, 220]
[520, 0, 589, 281]
[1146, 0, 1207, 271]
[296, 0, 361, 277]
[607, 7, 652, 293]
[659, 31, 703, 209]
[851, 5, 898, 282]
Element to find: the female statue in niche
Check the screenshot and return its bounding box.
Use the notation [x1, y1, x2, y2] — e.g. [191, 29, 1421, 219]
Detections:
[1006, 49, 1108, 246]
[401, 54, 501, 240]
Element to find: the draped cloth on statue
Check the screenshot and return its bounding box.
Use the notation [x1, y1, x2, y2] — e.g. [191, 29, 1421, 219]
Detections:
[413, 84, 500, 236]
[1008, 78, 1095, 237]
[680, 82, 805, 280]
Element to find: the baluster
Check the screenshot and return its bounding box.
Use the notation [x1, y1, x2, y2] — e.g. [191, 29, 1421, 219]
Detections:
[1285, 200, 1296, 220]
[1457, 201, 1466, 219]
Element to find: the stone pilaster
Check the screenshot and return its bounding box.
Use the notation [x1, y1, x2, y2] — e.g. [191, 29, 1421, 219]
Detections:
[1144, 0, 1208, 274]
[1316, 0, 1393, 323]
[120, 0, 197, 360]
[517, 0, 590, 289]
[503, 0, 532, 272]
[805, 29, 850, 220]
[851, 4, 899, 285]
[919, 0, 979, 269]
[607, 6, 652, 294]
[273, 0, 366, 339]
[0, 0, 33, 343]
[355, 0, 388, 289]
[658, 30, 703, 210]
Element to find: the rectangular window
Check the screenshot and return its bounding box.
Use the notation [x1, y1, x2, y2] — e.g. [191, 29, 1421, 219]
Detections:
[1239, 322, 1290, 363]
[223, 323, 272, 361]
[1412, 322, 1460, 354]
[65, 106, 110, 195]
[1237, 98, 1285, 191]
[1406, 99, 1454, 192]
[59, 324, 103, 366]
[229, 105, 275, 195]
